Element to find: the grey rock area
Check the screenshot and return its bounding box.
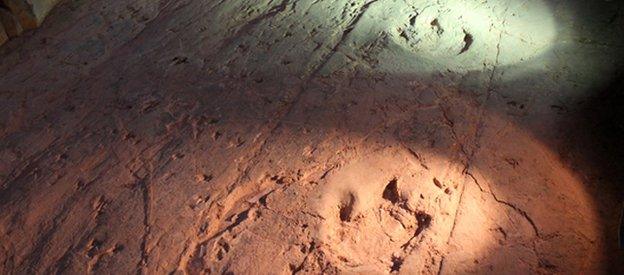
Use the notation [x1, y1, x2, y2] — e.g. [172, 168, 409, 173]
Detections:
[1, 0, 624, 274]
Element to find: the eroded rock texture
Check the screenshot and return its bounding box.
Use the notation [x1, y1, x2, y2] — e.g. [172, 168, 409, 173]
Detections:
[0, 0, 59, 45]
[1, 0, 624, 274]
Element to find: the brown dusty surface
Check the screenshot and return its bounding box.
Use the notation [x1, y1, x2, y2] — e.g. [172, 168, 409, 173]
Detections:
[1, 0, 624, 274]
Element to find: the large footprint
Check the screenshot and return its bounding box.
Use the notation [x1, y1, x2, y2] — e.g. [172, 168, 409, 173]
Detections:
[313, 148, 461, 273]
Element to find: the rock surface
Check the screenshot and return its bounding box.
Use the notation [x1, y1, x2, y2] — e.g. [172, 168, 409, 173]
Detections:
[0, 19, 7, 44]
[0, 8, 22, 37]
[0, 0, 59, 45]
[0, 0, 623, 274]
[3, 0, 59, 28]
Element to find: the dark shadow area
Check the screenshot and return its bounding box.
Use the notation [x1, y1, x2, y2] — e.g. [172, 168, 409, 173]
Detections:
[547, 2, 624, 272]
[567, 70, 624, 272]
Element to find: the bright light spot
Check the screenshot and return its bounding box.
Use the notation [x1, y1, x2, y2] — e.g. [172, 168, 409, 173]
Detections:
[390, 0, 557, 71]
[333, 0, 558, 74]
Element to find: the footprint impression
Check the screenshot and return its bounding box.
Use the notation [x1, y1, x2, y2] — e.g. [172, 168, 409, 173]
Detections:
[315, 150, 455, 273]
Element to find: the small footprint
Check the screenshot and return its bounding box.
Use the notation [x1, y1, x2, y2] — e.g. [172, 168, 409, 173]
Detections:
[382, 178, 401, 204]
[339, 193, 356, 222]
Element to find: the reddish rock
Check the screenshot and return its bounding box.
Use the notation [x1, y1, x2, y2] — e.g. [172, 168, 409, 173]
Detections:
[0, 7, 22, 37]
[2, 0, 59, 30]
[0, 20, 7, 45]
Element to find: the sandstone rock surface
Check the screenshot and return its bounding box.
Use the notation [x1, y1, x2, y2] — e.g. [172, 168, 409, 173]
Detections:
[0, 8, 22, 37]
[0, 0, 59, 45]
[0, 19, 6, 44]
[0, 0, 623, 274]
